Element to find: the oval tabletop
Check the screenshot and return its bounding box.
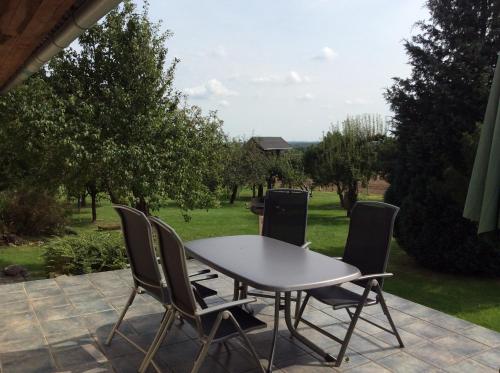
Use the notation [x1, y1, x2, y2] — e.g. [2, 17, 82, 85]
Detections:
[185, 235, 361, 292]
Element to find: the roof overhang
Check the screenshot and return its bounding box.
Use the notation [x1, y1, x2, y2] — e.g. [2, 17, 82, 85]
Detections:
[0, 0, 121, 94]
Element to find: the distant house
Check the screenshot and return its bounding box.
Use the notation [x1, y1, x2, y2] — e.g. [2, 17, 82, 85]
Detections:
[248, 136, 291, 156]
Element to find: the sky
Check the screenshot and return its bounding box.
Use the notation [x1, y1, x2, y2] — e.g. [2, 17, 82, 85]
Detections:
[136, 0, 430, 141]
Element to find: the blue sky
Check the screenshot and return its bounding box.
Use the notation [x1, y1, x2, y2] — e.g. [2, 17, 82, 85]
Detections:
[139, 0, 429, 141]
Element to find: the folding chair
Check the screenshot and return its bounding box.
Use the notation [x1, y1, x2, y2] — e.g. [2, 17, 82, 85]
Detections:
[105, 205, 217, 370]
[294, 201, 404, 366]
[140, 217, 266, 373]
[236, 189, 310, 317]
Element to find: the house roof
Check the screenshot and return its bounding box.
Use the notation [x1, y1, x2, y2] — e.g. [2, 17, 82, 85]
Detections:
[0, 0, 120, 93]
[251, 137, 292, 151]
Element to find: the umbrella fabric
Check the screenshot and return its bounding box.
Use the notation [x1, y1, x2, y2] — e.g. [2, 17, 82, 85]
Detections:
[463, 53, 500, 234]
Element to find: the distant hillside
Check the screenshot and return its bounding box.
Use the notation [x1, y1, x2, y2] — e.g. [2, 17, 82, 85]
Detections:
[288, 141, 319, 149]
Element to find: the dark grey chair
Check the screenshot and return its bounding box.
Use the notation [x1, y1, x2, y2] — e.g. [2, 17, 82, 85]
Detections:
[105, 205, 217, 370]
[237, 189, 310, 316]
[140, 217, 266, 373]
[294, 201, 404, 367]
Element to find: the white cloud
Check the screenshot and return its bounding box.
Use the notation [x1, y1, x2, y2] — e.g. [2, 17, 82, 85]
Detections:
[218, 99, 230, 107]
[251, 71, 311, 85]
[297, 93, 314, 101]
[209, 45, 227, 58]
[345, 98, 368, 105]
[184, 79, 237, 99]
[313, 46, 338, 61]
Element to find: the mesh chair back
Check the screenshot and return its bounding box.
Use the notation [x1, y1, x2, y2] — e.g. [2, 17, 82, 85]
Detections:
[262, 189, 309, 246]
[113, 205, 164, 301]
[342, 201, 399, 288]
[149, 217, 198, 318]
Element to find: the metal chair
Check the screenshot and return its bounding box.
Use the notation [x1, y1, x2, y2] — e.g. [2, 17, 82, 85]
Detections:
[105, 205, 217, 370]
[236, 189, 310, 317]
[294, 201, 404, 367]
[140, 217, 266, 373]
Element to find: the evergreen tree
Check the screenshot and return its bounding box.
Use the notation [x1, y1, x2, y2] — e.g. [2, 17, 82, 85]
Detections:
[385, 0, 500, 275]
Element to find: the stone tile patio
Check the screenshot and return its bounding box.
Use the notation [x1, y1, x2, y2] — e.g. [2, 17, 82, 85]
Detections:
[1, 262, 499, 373]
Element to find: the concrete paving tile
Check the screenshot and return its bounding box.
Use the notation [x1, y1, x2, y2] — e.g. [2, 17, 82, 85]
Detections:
[55, 274, 93, 288]
[24, 279, 58, 291]
[444, 358, 497, 373]
[0, 321, 44, 344]
[278, 353, 335, 372]
[0, 335, 47, 353]
[63, 282, 97, 295]
[402, 319, 451, 340]
[471, 347, 500, 369]
[31, 295, 70, 310]
[26, 286, 64, 299]
[0, 300, 31, 315]
[434, 334, 488, 357]
[407, 341, 462, 368]
[371, 308, 420, 327]
[35, 304, 77, 321]
[345, 330, 400, 360]
[463, 325, 500, 347]
[372, 328, 426, 348]
[342, 361, 391, 372]
[46, 328, 95, 350]
[73, 299, 114, 315]
[0, 311, 37, 329]
[423, 313, 475, 332]
[3, 291, 27, 303]
[53, 342, 108, 369]
[377, 351, 441, 372]
[0, 347, 55, 373]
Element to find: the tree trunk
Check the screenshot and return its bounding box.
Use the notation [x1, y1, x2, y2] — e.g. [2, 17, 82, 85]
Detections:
[345, 180, 359, 216]
[108, 190, 120, 204]
[134, 196, 149, 215]
[257, 184, 264, 198]
[229, 185, 238, 204]
[87, 185, 97, 222]
[252, 185, 256, 198]
[80, 193, 87, 207]
[336, 183, 346, 209]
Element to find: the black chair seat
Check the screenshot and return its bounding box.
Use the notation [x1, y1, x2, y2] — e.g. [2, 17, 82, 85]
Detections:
[307, 285, 377, 309]
[192, 282, 218, 298]
[197, 306, 266, 341]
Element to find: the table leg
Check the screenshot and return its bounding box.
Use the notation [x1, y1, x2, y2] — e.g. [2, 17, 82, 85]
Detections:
[233, 280, 240, 301]
[284, 292, 335, 363]
[267, 291, 281, 373]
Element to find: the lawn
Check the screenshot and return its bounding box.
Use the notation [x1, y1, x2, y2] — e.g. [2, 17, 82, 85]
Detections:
[1, 190, 499, 332]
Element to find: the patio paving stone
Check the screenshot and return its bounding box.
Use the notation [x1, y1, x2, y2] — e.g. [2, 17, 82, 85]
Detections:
[0, 266, 498, 372]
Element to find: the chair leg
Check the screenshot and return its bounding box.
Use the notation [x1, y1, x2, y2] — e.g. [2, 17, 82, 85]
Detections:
[335, 280, 375, 367]
[227, 312, 265, 373]
[138, 309, 177, 373]
[192, 312, 224, 373]
[294, 291, 302, 320]
[294, 293, 310, 329]
[105, 287, 137, 346]
[375, 287, 404, 348]
[233, 280, 240, 301]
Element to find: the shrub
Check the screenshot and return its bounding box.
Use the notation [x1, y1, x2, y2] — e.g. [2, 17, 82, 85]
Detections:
[0, 189, 68, 236]
[43, 232, 127, 276]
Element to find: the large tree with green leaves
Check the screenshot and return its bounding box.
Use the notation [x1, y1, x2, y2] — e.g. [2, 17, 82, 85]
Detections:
[48, 1, 226, 220]
[305, 114, 386, 214]
[384, 0, 500, 275]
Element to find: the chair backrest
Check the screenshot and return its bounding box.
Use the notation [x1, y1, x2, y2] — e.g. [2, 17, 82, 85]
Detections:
[342, 201, 399, 287]
[113, 205, 164, 301]
[149, 217, 198, 319]
[262, 189, 309, 247]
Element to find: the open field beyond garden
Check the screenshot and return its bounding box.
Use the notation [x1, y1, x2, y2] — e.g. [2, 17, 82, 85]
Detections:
[0, 190, 499, 333]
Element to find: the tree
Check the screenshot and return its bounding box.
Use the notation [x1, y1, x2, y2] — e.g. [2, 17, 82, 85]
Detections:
[48, 1, 227, 220]
[305, 114, 386, 214]
[0, 75, 70, 192]
[384, 0, 500, 275]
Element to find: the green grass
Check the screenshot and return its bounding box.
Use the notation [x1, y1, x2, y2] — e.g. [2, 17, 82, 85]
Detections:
[1, 190, 499, 332]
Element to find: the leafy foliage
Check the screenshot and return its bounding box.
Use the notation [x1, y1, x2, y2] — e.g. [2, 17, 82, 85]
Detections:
[384, 0, 500, 275]
[0, 189, 68, 236]
[43, 232, 126, 276]
[305, 114, 387, 213]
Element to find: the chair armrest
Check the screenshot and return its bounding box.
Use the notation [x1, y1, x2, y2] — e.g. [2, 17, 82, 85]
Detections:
[188, 269, 211, 277]
[301, 241, 312, 249]
[357, 273, 393, 281]
[196, 298, 257, 316]
[190, 274, 218, 283]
